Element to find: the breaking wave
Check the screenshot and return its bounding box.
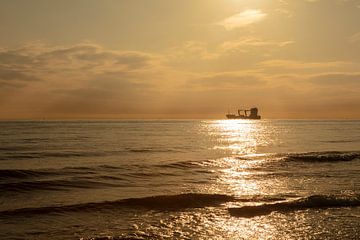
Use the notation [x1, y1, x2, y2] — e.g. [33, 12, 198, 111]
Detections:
[229, 194, 360, 218]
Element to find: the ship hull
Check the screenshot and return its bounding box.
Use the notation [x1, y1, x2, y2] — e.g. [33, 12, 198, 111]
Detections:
[226, 115, 261, 120]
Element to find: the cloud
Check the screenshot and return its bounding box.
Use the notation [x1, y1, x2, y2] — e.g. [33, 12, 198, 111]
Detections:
[35, 43, 154, 72]
[221, 38, 294, 52]
[274, 8, 293, 18]
[259, 60, 350, 70]
[168, 41, 218, 60]
[349, 32, 360, 43]
[0, 67, 38, 81]
[0, 65, 40, 88]
[0, 43, 156, 89]
[310, 72, 360, 85]
[166, 38, 295, 73]
[0, 51, 34, 66]
[189, 72, 265, 89]
[0, 42, 165, 118]
[220, 9, 267, 30]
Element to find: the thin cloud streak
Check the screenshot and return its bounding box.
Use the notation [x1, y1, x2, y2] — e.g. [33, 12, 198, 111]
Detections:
[221, 38, 294, 52]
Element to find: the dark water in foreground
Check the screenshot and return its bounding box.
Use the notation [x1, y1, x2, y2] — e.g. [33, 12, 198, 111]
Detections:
[0, 120, 359, 239]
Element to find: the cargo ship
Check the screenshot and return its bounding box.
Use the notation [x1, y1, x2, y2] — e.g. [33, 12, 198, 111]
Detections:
[226, 107, 261, 119]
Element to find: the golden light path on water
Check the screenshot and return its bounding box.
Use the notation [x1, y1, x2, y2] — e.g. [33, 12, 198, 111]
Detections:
[205, 119, 280, 196]
[201, 120, 284, 238]
[211, 119, 262, 154]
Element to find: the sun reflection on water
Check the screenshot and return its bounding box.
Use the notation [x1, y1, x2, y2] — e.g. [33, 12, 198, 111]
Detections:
[205, 120, 272, 195]
[202, 120, 287, 238]
[208, 120, 267, 155]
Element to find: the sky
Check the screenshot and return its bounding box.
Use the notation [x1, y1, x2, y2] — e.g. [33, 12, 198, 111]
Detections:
[0, 0, 359, 119]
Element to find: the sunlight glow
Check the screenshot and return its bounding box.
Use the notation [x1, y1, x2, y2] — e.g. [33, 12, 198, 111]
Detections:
[220, 9, 267, 30]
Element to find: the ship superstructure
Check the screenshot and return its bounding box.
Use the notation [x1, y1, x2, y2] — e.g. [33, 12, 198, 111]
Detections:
[226, 107, 261, 119]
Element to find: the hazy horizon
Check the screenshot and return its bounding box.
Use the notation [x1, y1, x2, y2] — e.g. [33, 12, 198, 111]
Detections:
[1, 0, 360, 119]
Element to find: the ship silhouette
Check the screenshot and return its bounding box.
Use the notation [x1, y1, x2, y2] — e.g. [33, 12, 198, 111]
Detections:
[226, 107, 261, 119]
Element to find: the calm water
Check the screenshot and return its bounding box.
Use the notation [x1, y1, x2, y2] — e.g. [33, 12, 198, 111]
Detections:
[0, 120, 359, 239]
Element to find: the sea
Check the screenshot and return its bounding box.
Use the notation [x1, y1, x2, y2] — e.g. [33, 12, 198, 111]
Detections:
[0, 120, 359, 240]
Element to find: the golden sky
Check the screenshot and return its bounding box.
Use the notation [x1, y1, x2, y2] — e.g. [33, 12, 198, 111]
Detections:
[0, 0, 359, 119]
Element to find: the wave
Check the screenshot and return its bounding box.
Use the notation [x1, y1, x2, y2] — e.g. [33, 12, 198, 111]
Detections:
[0, 160, 206, 182]
[155, 160, 204, 170]
[0, 169, 57, 180]
[84, 232, 160, 240]
[278, 151, 360, 163]
[0, 167, 101, 181]
[229, 194, 360, 218]
[0, 178, 121, 193]
[0, 193, 235, 217]
[236, 151, 360, 163]
[0, 146, 33, 151]
[2, 193, 359, 218]
[0, 151, 109, 160]
[322, 140, 359, 143]
[0, 148, 179, 160]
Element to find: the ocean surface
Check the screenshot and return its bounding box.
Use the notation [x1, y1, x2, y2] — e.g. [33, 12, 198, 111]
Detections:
[0, 120, 359, 240]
